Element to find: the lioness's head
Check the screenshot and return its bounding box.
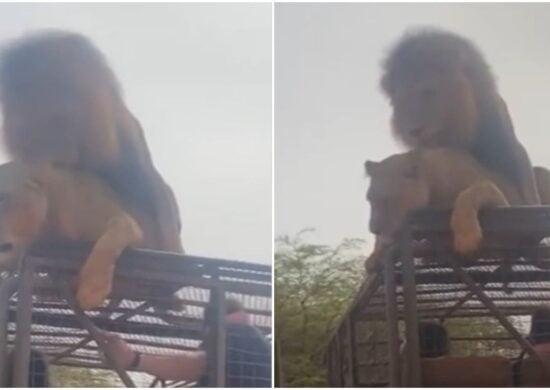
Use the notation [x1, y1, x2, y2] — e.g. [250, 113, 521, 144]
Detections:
[365, 152, 429, 238]
[0, 162, 46, 270]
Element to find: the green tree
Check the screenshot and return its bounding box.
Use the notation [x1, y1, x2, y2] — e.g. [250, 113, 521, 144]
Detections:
[275, 230, 365, 387]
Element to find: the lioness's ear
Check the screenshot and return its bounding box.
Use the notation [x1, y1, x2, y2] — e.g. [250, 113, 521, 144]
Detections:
[364, 160, 379, 177]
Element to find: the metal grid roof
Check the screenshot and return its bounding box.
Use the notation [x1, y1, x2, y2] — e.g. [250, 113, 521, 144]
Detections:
[325, 207, 550, 387]
[344, 208, 550, 323]
[3, 244, 272, 378]
[356, 257, 550, 321]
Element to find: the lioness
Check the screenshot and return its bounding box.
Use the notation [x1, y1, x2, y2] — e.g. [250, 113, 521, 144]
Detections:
[364, 147, 522, 271]
[0, 161, 166, 310]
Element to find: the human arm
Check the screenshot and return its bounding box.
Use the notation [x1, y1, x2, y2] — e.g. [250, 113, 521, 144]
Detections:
[102, 333, 206, 382]
[137, 352, 206, 382]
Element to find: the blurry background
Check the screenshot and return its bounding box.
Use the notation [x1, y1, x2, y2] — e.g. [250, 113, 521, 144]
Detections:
[0, 3, 272, 263]
[275, 2, 550, 252]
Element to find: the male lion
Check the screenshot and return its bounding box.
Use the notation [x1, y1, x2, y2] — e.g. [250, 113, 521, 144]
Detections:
[0, 161, 169, 310]
[364, 147, 520, 271]
[380, 28, 539, 205]
[0, 30, 183, 253]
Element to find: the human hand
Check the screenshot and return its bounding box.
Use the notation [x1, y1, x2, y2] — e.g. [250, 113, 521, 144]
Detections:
[101, 332, 135, 369]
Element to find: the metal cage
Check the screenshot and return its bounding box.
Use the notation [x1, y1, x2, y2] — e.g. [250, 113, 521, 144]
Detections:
[0, 243, 272, 387]
[326, 207, 550, 387]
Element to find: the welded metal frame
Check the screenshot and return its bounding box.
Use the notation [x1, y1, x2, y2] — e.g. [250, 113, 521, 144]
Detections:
[0, 275, 18, 386]
[7, 245, 271, 388]
[326, 206, 550, 387]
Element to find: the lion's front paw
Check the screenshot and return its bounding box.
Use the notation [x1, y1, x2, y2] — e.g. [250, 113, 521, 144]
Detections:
[451, 211, 483, 255]
[77, 261, 114, 310]
[453, 227, 482, 255]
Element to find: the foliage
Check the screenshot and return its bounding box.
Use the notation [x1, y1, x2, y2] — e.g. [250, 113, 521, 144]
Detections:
[275, 230, 530, 387]
[50, 366, 120, 387]
[447, 316, 524, 358]
[275, 230, 365, 387]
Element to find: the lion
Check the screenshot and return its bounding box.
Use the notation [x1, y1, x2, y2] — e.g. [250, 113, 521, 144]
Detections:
[0, 161, 174, 310]
[380, 28, 539, 205]
[364, 147, 520, 271]
[0, 30, 183, 253]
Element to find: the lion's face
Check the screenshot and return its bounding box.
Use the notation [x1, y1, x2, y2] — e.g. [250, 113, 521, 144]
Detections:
[385, 69, 478, 150]
[365, 153, 429, 239]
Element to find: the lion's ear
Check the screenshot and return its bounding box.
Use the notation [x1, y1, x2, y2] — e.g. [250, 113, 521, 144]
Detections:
[364, 160, 379, 177]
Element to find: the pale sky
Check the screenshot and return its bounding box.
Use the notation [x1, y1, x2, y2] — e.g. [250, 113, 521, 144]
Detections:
[275, 3, 550, 251]
[0, 3, 272, 264]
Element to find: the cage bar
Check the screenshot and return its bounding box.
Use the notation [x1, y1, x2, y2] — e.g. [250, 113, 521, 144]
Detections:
[3, 244, 271, 387]
[325, 207, 550, 387]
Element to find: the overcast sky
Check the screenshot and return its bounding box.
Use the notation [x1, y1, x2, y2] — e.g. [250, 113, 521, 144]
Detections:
[0, 3, 272, 264]
[275, 3, 550, 251]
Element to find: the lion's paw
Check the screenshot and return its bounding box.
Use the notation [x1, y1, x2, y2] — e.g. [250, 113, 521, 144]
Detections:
[451, 211, 483, 255]
[76, 263, 114, 310]
[452, 222, 483, 255]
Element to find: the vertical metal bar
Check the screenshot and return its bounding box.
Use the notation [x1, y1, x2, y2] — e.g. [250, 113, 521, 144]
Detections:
[275, 338, 284, 387]
[0, 276, 18, 386]
[383, 253, 402, 387]
[209, 287, 226, 387]
[344, 317, 357, 387]
[13, 258, 34, 387]
[216, 289, 226, 387]
[400, 229, 421, 387]
[339, 326, 350, 386]
[327, 343, 334, 387]
[339, 329, 347, 386]
[333, 341, 340, 387]
[334, 328, 342, 386]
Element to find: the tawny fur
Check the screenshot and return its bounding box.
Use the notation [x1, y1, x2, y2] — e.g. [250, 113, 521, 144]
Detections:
[381, 28, 539, 205]
[364, 148, 520, 271]
[0, 30, 183, 253]
[0, 161, 175, 309]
